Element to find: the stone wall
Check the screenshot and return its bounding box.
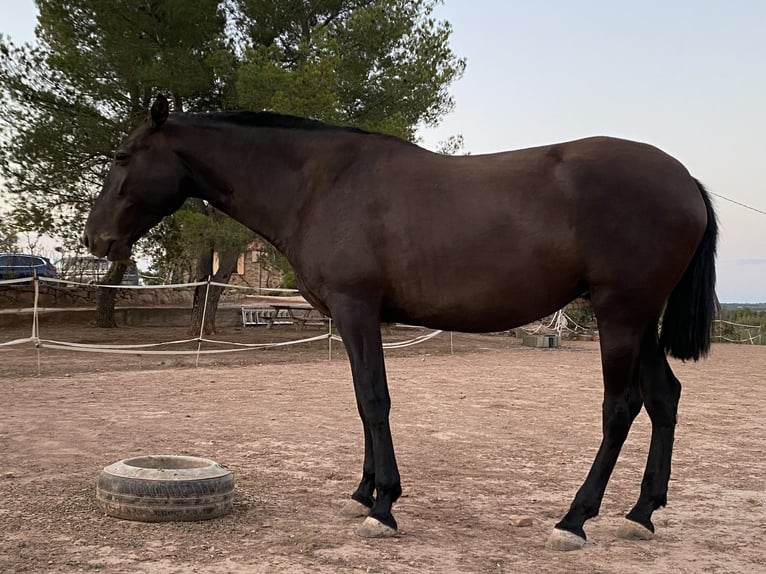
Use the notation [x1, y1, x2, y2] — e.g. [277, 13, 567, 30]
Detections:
[0, 284, 197, 310]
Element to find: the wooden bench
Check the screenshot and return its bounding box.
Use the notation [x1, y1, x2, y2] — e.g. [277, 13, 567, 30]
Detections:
[241, 304, 330, 330]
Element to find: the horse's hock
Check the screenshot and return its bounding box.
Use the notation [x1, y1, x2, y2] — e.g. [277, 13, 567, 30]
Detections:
[95, 455, 235, 522]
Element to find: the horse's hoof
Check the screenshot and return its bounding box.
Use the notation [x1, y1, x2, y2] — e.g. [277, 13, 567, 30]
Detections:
[616, 518, 654, 540]
[339, 499, 371, 518]
[545, 528, 586, 551]
[355, 516, 397, 538]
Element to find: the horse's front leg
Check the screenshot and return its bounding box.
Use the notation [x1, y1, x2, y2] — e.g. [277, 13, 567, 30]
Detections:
[331, 295, 401, 537]
[339, 415, 375, 517]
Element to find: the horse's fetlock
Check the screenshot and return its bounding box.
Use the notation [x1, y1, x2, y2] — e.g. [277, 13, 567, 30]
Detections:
[351, 491, 374, 509]
[583, 505, 600, 520]
[369, 508, 398, 531]
[625, 511, 655, 533]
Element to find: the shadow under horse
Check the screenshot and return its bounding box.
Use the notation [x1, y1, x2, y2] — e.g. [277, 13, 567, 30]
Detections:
[83, 95, 717, 551]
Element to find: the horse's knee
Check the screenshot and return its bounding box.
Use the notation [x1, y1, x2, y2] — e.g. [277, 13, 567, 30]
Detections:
[357, 395, 391, 426]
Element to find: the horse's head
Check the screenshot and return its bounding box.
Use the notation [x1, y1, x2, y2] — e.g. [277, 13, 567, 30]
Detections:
[83, 95, 187, 260]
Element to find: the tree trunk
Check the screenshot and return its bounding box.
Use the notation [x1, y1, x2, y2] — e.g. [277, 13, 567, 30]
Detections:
[95, 261, 128, 328]
[188, 247, 240, 336]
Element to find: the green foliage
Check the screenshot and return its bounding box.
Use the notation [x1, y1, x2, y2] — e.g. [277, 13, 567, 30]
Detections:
[565, 301, 597, 329]
[138, 199, 256, 283]
[1, 0, 464, 284]
[0, 218, 19, 252]
[0, 0, 232, 250]
[234, 0, 465, 139]
[254, 242, 298, 289]
[436, 134, 466, 155]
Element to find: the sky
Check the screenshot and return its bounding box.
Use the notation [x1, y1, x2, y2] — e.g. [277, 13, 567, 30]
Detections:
[1, 0, 765, 302]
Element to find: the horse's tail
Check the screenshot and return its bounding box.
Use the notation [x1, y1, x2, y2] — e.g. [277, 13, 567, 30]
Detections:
[659, 179, 718, 361]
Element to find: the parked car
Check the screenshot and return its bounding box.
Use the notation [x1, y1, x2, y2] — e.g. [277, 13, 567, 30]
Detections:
[0, 253, 58, 280]
[55, 256, 140, 285]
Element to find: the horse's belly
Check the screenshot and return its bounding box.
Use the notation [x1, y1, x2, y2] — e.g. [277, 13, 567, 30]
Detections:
[383, 270, 583, 332]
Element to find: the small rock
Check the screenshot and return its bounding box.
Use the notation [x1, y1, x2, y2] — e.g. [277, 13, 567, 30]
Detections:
[510, 515, 533, 527]
[4, 472, 15, 479]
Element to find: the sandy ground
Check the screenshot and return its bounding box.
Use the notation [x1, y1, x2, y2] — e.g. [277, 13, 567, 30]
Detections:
[1, 324, 764, 573]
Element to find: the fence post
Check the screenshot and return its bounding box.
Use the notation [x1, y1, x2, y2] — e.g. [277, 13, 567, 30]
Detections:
[195, 276, 212, 367]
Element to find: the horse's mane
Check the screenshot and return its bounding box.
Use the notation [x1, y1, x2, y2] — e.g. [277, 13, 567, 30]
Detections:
[174, 110, 373, 136]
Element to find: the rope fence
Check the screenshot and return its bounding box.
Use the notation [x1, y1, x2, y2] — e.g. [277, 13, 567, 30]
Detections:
[521, 313, 765, 345]
[0, 276, 446, 365]
[2, 277, 762, 368]
[712, 319, 763, 344]
[519, 309, 591, 336]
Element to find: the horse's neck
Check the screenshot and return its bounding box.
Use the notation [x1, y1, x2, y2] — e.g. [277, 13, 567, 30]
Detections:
[170, 124, 318, 253]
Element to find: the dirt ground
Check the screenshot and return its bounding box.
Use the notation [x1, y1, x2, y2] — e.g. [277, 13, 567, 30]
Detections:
[1, 323, 764, 573]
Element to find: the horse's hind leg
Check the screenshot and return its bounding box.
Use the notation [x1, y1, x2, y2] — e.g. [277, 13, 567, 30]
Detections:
[617, 330, 681, 540]
[547, 315, 646, 550]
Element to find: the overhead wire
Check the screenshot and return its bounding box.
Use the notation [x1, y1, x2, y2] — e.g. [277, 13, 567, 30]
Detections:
[708, 191, 766, 217]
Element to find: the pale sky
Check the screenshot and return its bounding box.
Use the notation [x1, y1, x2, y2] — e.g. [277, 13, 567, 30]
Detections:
[2, 1, 765, 302]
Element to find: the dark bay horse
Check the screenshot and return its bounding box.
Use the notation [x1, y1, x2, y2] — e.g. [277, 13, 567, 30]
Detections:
[84, 95, 717, 550]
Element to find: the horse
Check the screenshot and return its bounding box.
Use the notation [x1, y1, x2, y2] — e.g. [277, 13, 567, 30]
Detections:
[83, 94, 717, 550]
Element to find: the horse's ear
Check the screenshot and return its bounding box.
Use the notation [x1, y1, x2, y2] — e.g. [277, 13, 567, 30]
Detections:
[150, 94, 169, 128]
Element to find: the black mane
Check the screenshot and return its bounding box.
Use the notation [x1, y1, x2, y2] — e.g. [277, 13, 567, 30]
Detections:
[174, 110, 372, 135]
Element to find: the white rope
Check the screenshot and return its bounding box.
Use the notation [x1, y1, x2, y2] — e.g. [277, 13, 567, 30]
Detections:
[0, 277, 35, 286]
[35, 326, 442, 356]
[383, 330, 444, 349]
[331, 329, 444, 349]
[37, 333, 331, 355]
[521, 324, 543, 334]
[561, 311, 588, 332]
[714, 319, 762, 329]
[0, 337, 34, 347]
[38, 277, 209, 289]
[195, 277, 212, 367]
[718, 334, 762, 344]
[522, 313, 559, 335]
[39, 338, 199, 349]
[523, 311, 589, 335]
[6, 275, 301, 292]
[199, 333, 330, 348]
[208, 281, 300, 293]
[31, 276, 39, 341]
[33, 276, 41, 375]
[37, 342, 292, 355]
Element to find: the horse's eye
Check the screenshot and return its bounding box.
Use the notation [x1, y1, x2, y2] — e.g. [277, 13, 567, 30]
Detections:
[115, 152, 130, 162]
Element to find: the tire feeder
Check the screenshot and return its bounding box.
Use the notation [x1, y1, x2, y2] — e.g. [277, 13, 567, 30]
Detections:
[96, 455, 235, 522]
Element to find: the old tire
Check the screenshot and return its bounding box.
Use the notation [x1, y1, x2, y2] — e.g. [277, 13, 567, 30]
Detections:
[96, 455, 235, 522]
